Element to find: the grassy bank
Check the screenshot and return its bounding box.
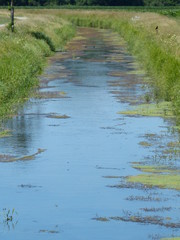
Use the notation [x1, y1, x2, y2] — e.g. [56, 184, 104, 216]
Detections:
[55, 10, 180, 123]
[0, 11, 75, 118]
[0, 9, 179, 122]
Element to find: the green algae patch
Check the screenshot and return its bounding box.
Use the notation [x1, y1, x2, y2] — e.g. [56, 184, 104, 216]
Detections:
[92, 217, 109, 222]
[18, 148, 46, 161]
[72, 35, 87, 41]
[118, 102, 173, 118]
[92, 214, 180, 228]
[167, 141, 180, 148]
[39, 230, 59, 234]
[110, 215, 180, 228]
[35, 91, 68, 99]
[46, 114, 70, 119]
[132, 165, 180, 174]
[127, 174, 180, 190]
[103, 176, 122, 179]
[0, 148, 46, 163]
[161, 238, 180, 240]
[138, 141, 152, 147]
[0, 129, 12, 138]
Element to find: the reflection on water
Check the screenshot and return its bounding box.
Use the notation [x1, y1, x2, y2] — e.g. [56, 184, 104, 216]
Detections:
[0, 28, 179, 240]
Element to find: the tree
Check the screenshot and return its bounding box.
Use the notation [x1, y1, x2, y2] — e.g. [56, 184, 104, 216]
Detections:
[143, 0, 179, 6]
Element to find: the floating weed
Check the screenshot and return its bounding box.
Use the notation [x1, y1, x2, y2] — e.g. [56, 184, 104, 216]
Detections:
[0, 154, 16, 162]
[72, 35, 87, 41]
[18, 149, 46, 161]
[103, 176, 123, 179]
[92, 213, 180, 228]
[118, 102, 173, 118]
[0, 148, 46, 163]
[92, 217, 109, 222]
[48, 124, 61, 127]
[126, 195, 162, 202]
[127, 174, 180, 191]
[144, 133, 158, 139]
[96, 165, 122, 171]
[140, 207, 172, 212]
[0, 129, 12, 138]
[39, 230, 59, 234]
[108, 181, 154, 190]
[110, 215, 180, 228]
[18, 184, 42, 189]
[46, 114, 70, 119]
[132, 164, 180, 174]
[161, 238, 180, 240]
[35, 91, 68, 99]
[148, 234, 162, 240]
[167, 141, 180, 148]
[139, 141, 152, 147]
[108, 71, 124, 77]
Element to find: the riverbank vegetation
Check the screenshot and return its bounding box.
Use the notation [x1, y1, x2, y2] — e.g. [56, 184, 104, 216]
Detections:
[0, 11, 75, 118]
[0, 8, 179, 123]
[55, 9, 180, 124]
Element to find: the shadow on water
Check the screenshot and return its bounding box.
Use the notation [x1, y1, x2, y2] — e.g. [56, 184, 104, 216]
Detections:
[0, 27, 179, 240]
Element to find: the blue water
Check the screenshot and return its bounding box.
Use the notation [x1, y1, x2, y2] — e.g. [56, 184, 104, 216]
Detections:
[0, 28, 179, 240]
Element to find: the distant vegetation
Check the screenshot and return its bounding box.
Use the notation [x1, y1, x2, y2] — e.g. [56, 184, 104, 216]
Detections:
[0, 0, 179, 6]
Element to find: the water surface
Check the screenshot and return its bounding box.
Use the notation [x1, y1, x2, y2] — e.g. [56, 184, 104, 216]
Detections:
[0, 28, 179, 240]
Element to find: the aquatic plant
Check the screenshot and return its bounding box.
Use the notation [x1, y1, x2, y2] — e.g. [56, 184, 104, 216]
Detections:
[127, 174, 180, 190]
[118, 102, 173, 117]
[0, 148, 46, 162]
[0, 208, 16, 223]
[0, 129, 12, 138]
[92, 211, 180, 228]
[161, 238, 180, 240]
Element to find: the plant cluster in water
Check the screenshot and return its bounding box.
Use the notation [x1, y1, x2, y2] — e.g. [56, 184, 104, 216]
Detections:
[0, 208, 17, 224]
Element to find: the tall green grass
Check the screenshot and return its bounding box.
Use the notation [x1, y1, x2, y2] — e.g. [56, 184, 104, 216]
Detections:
[59, 12, 180, 123]
[0, 16, 75, 118]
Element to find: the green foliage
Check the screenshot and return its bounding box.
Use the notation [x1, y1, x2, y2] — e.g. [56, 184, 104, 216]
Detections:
[118, 102, 173, 117]
[161, 238, 180, 240]
[0, 17, 75, 118]
[143, 0, 179, 6]
[31, 31, 55, 51]
[0, 0, 179, 6]
[160, 9, 180, 17]
[0, 208, 17, 223]
[127, 173, 180, 190]
[62, 12, 180, 122]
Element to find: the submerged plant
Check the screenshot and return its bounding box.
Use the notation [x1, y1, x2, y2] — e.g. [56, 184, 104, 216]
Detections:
[0, 208, 17, 223]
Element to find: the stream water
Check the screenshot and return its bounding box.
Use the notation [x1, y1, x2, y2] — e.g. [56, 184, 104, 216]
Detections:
[0, 28, 179, 240]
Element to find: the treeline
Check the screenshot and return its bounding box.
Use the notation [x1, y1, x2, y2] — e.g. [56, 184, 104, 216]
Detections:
[1, 0, 179, 6]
